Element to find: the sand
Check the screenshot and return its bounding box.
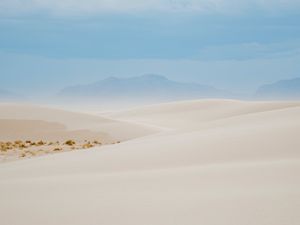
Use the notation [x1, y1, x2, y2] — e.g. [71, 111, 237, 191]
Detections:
[0, 99, 299, 225]
[0, 103, 158, 162]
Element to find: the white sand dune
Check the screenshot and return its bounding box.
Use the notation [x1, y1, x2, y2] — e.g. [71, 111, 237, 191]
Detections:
[0, 100, 299, 225]
[0, 103, 158, 142]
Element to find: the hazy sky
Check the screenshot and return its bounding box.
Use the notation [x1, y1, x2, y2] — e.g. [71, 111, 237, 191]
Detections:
[0, 0, 299, 96]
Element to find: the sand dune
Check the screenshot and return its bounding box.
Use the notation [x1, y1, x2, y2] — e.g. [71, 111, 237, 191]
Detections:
[0, 100, 299, 225]
[110, 99, 300, 129]
[0, 103, 159, 142]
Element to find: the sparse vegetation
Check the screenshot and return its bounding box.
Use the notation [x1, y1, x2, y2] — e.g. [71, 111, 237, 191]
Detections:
[0, 139, 119, 161]
[37, 140, 45, 146]
[14, 140, 22, 145]
[65, 140, 76, 146]
[82, 142, 94, 149]
[93, 140, 101, 145]
[19, 143, 27, 149]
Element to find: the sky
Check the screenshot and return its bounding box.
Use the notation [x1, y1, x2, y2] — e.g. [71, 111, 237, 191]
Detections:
[0, 0, 300, 97]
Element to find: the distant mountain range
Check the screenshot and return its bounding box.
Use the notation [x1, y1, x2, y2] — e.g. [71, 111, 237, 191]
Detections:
[2, 75, 300, 104]
[58, 74, 236, 103]
[0, 89, 23, 102]
[255, 77, 300, 100]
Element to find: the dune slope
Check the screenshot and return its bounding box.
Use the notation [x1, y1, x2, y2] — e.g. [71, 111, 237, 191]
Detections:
[0, 100, 299, 225]
[0, 103, 159, 142]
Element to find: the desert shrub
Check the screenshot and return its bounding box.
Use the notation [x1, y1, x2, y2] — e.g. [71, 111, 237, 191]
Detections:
[14, 140, 23, 145]
[82, 142, 94, 149]
[65, 140, 75, 146]
[6, 142, 12, 146]
[0, 145, 8, 152]
[19, 144, 27, 149]
[37, 140, 45, 146]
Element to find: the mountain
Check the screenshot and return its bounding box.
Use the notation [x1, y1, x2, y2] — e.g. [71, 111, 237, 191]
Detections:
[0, 89, 23, 102]
[255, 77, 300, 100]
[58, 74, 234, 103]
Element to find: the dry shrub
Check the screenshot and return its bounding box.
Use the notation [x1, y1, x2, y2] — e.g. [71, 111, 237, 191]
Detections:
[82, 142, 94, 149]
[0, 145, 8, 152]
[14, 140, 23, 145]
[37, 140, 45, 146]
[1, 142, 13, 151]
[18, 143, 27, 149]
[65, 140, 75, 146]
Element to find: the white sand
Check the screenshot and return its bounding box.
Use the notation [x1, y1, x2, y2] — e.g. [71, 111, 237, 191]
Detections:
[0, 103, 158, 142]
[0, 99, 299, 225]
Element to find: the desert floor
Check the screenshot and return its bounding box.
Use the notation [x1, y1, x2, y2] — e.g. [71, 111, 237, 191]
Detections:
[0, 99, 299, 225]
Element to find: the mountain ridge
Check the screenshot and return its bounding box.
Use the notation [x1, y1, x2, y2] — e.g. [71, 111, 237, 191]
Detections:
[58, 74, 235, 103]
[0, 88, 23, 101]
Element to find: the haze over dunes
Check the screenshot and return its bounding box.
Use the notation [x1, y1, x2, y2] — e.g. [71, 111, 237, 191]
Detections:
[0, 99, 299, 225]
[2, 75, 300, 106]
[256, 77, 300, 100]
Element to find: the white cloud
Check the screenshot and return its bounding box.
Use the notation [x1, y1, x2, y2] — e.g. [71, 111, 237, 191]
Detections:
[0, 0, 300, 16]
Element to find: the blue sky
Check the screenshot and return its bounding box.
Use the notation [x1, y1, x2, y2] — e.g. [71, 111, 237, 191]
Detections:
[0, 0, 300, 96]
